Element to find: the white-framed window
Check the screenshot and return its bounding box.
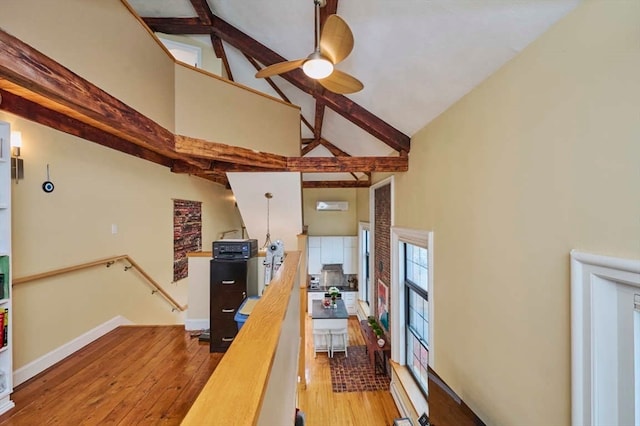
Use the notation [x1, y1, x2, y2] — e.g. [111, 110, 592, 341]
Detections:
[405, 243, 429, 394]
[390, 227, 434, 393]
[358, 222, 371, 307]
[158, 37, 202, 68]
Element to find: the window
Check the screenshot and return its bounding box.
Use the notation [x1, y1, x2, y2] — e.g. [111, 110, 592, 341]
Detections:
[390, 227, 433, 408]
[404, 243, 429, 395]
[364, 228, 371, 305]
[158, 37, 202, 68]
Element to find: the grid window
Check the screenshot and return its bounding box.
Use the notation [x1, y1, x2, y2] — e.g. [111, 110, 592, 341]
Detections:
[404, 242, 429, 396]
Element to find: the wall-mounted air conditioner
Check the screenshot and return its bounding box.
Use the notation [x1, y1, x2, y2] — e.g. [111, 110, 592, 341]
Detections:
[316, 201, 349, 211]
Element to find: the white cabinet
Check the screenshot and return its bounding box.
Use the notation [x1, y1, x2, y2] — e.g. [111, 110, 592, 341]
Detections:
[342, 237, 358, 274]
[308, 247, 322, 275]
[308, 237, 321, 248]
[307, 237, 322, 274]
[307, 235, 359, 275]
[320, 237, 343, 265]
[307, 292, 325, 315]
[343, 292, 357, 315]
[0, 123, 14, 414]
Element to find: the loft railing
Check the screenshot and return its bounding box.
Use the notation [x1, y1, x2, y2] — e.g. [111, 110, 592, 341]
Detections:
[12, 254, 186, 312]
[182, 251, 302, 425]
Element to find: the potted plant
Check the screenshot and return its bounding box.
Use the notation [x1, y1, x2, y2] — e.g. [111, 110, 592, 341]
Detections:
[367, 316, 386, 346]
[328, 286, 340, 308]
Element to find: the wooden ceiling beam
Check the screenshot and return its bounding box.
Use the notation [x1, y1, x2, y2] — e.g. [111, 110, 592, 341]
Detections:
[211, 35, 234, 81]
[142, 16, 411, 153]
[0, 90, 174, 168]
[287, 156, 407, 173]
[175, 135, 287, 169]
[303, 179, 370, 189]
[0, 29, 214, 168]
[320, 0, 339, 28]
[320, 138, 349, 157]
[314, 101, 324, 141]
[189, 0, 213, 25]
[174, 136, 405, 173]
[171, 161, 229, 184]
[143, 17, 211, 34]
[301, 139, 322, 156]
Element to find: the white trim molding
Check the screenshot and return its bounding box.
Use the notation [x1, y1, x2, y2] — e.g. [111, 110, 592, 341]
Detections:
[571, 250, 640, 426]
[13, 316, 132, 387]
[185, 318, 209, 331]
[358, 221, 371, 308]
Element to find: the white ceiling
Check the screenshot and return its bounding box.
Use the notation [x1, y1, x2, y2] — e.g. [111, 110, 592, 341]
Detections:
[127, 0, 579, 162]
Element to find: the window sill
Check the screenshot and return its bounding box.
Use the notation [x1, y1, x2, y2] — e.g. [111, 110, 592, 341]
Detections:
[357, 299, 370, 320]
[389, 361, 428, 420]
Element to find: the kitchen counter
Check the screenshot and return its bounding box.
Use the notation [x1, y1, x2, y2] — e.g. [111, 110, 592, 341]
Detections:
[307, 285, 355, 293]
[311, 300, 349, 340]
[311, 299, 349, 319]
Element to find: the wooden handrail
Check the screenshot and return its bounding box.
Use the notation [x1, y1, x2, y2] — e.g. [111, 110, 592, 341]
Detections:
[12, 254, 187, 312]
[182, 251, 302, 425]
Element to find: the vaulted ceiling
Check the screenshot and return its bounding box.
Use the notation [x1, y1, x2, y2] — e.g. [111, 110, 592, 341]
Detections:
[0, 0, 579, 188]
[128, 0, 578, 186]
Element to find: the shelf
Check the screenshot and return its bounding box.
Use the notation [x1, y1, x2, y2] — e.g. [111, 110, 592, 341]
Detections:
[0, 204, 8, 209]
[0, 299, 8, 306]
[0, 347, 7, 355]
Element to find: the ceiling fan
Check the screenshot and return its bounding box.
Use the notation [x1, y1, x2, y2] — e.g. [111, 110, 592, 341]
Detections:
[255, 0, 363, 94]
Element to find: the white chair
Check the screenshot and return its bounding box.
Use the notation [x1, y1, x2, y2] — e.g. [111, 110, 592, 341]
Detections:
[313, 329, 332, 358]
[330, 328, 349, 358]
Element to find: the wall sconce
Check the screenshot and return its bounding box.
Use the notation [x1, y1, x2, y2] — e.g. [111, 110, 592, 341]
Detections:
[10, 131, 23, 183]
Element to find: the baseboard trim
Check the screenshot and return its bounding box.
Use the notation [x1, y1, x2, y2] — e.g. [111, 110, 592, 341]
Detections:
[0, 395, 15, 416]
[184, 319, 209, 331]
[13, 316, 132, 387]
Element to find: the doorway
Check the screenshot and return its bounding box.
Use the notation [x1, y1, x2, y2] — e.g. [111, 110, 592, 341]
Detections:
[571, 250, 640, 426]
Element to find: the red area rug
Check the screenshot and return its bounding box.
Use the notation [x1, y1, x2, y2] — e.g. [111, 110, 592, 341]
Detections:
[329, 345, 390, 393]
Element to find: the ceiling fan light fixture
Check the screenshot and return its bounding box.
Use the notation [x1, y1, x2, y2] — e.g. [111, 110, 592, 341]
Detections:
[303, 52, 334, 79]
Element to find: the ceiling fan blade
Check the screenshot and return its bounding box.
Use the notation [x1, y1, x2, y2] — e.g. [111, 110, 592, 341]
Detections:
[319, 15, 354, 65]
[318, 69, 363, 94]
[255, 59, 306, 78]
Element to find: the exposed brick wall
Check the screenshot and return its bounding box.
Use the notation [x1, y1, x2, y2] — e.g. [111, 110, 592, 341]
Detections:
[374, 183, 391, 331]
[173, 199, 202, 282]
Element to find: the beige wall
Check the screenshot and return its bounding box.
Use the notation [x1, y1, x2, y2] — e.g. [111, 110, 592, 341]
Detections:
[1, 0, 176, 130]
[4, 114, 242, 369]
[303, 188, 358, 236]
[174, 65, 301, 156]
[0, 0, 262, 370]
[393, 1, 640, 424]
[356, 188, 370, 224]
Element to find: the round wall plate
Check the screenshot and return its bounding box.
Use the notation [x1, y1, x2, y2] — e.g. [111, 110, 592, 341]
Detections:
[42, 181, 55, 193]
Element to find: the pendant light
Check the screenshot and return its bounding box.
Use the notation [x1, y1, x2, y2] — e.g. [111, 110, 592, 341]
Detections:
[262, 192, 273, 249]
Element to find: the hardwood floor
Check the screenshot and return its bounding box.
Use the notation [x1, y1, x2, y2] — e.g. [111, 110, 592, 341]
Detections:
[297, 316, 401, 426]
[0, 326, 222, 425]
[0, 317, 475, 425]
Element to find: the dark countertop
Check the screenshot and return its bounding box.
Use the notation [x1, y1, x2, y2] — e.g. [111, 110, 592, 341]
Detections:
[311, 299, 349, 319]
